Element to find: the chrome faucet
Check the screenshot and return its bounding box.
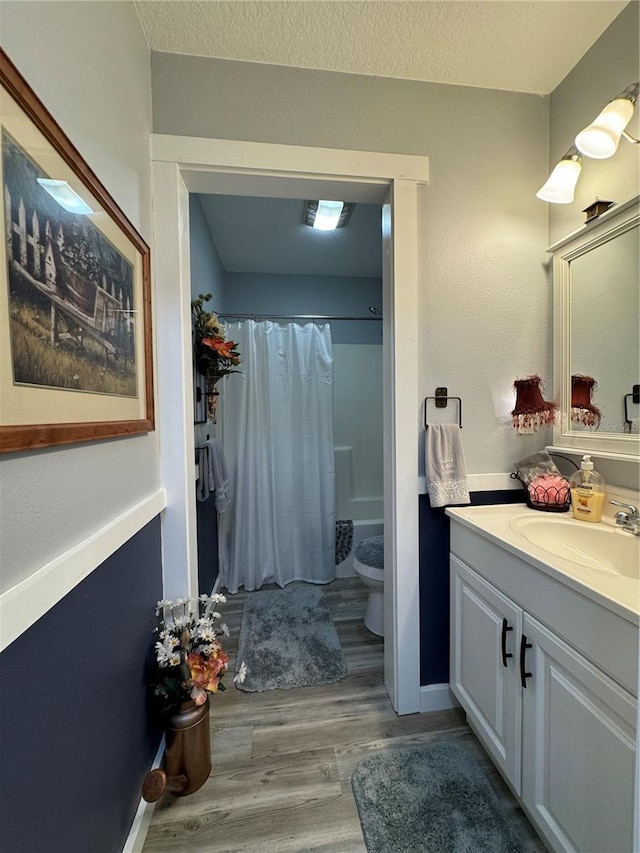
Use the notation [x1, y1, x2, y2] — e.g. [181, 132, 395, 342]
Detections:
[610, 501, 640, 536]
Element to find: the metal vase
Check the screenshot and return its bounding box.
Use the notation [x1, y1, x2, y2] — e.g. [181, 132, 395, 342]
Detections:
[164, 696, 211, 796]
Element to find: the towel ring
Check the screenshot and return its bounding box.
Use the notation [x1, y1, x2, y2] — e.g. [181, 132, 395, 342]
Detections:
[624, 384, 640, 430]
[424, 396, 462, 429]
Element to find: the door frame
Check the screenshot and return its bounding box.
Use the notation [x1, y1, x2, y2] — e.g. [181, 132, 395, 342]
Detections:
[150, 134, 428, 714]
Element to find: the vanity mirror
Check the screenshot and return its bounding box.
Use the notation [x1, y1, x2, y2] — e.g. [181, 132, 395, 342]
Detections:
[550, 195, 640, 459]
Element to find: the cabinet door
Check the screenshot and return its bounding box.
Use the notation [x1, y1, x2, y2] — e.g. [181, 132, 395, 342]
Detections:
[521, 613, 637, 853]
[450, 555, 522, 793]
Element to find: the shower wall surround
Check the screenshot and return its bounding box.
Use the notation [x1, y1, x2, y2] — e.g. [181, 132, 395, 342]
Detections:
[334, 344, 383, 521]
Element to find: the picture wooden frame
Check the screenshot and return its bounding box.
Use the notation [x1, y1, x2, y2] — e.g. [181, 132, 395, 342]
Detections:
[0, 48, 154, 453]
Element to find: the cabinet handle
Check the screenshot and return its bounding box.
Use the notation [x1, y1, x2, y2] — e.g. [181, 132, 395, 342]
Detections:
[520, 635, 533, 688]
[501, 618, 513, 668]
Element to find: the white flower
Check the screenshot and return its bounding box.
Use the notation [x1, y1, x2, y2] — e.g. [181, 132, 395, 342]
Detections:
[198, 627, 216, 642]
[219, 622, 230, 637]
[234, 661, 248, 684]
[211, 593, 227, 604]
[210, 610, 222, 621]
[155, 641, 174, 665]
[169, 653, 181, 667]
[160, 632, 180, 649]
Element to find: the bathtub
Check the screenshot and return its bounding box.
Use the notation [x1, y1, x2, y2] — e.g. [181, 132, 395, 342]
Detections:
[336, 518, 384, 578]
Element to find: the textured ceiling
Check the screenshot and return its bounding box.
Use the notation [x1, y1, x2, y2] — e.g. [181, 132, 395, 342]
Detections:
[158, 1, 626, 277]
[136, 0, 627, 95]
[197, 195, 382, 278]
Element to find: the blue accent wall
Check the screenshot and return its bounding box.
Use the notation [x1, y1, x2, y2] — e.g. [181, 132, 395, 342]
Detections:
[190, 194, 225, 307]
[419, 490, 525, 685]
[223, 271, 383, 344]
[0, 517, 163, 853]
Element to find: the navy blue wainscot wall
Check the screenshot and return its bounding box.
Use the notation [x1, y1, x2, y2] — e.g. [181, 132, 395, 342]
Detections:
[0, 516, 163, 853]
[419, 490, 525, 685]
[197, 490, 219, 594]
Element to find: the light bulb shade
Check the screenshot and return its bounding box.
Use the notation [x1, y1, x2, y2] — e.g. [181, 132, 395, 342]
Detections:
[571, 374, 601, 428]
[511, 375, 557, 434]
[313, 200, 344, 231]
[575, 97, 635, 159]
[536, 157, 582, 204]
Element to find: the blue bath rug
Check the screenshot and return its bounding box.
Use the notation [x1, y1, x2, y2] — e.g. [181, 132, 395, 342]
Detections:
[352, 739, 525, 853]
[235, 586, 347, 692]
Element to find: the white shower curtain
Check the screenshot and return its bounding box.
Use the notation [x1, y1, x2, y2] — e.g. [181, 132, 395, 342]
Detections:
[218, 320, 336, 593]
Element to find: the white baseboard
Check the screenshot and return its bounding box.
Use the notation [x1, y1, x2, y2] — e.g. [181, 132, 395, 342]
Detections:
[420, 683, 460, 713]
[121, 736, 165, 853]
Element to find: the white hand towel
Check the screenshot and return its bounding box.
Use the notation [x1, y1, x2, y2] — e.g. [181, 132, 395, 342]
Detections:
[206, 437, 231, 512]
[425, 424, 470, 508]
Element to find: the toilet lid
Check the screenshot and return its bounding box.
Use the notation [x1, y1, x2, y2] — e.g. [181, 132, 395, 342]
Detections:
[354, 535, 384, 569]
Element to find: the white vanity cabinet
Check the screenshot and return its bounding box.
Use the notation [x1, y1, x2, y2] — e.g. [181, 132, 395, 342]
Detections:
[449, 522, 638, 853]
[521, 613, 636, 853]
[451, 556, 523, 793]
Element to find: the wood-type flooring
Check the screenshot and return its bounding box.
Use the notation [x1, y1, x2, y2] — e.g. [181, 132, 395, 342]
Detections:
[142, 577, 545, 853]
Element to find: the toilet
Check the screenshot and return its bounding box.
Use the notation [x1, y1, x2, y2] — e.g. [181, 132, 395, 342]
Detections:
[353, 535, 384, 637]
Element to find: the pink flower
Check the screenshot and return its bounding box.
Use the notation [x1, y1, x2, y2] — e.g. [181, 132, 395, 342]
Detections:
[528, 473, 570, 506]
[187, 648, 229, 694]
[190, 684, 208, 706]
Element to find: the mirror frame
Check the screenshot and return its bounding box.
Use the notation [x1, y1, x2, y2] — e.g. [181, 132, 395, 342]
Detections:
[550, 194, 640, 460]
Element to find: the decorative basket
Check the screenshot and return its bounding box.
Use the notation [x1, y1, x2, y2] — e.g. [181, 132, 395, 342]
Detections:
[510, 472, 571, 513]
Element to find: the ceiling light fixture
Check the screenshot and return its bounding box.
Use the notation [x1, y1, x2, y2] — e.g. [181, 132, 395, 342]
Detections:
[537, 82, 639, 204]
[575, 82, 640, 159]
[302, 200, 354, 230]
[37, 179, 94, 215]
[536, 147, 582, 204]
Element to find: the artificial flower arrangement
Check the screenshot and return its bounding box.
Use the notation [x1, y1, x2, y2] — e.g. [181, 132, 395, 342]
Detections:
[191, 293, 241, 383]
[152, 593, 246, 716]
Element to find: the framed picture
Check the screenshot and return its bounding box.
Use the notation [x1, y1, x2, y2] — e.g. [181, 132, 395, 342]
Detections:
[0, 48, 154, 453]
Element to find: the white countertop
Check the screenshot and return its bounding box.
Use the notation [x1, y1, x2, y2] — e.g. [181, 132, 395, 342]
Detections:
[446, 503, 640, 624]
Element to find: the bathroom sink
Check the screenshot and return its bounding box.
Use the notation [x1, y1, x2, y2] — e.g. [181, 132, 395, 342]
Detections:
[509, 515, 640, 578]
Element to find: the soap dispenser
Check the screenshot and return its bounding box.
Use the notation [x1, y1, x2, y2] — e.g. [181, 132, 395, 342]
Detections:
[570, 455, 605, 523]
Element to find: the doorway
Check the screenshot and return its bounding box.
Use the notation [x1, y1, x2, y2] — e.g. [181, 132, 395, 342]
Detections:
[193, 191, 383, 594]
[151, 136, 428, 714]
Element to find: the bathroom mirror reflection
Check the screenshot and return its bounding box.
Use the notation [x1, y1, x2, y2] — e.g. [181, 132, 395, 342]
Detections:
[570, 224, 639, 434]
[551, 195, 640, 458]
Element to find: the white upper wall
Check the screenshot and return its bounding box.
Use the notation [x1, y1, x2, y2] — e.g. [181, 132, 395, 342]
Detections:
[0, 2, 158, 593]
[152, 53, 552, 475]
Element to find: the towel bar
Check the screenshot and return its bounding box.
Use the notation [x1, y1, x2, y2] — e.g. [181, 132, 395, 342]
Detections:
[424, 395, 462, 429]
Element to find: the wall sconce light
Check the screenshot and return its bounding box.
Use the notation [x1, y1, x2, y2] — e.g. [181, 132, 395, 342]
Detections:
[536, 147, 582, 204]
[575, 82, 640, 159]
[571, 374, 601, 428]
[511, 375, 557, 434]
[537, 82, 639, 204]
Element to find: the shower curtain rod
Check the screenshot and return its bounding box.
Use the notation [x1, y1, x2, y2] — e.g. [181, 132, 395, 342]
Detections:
[219, 312, 383, 321]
